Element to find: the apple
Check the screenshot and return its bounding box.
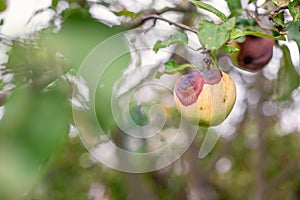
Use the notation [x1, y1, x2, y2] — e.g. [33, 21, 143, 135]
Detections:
[229, 35, 274, 71]
[173, 69, 236, 127]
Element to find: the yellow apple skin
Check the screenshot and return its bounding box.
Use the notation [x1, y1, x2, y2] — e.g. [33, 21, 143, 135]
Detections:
[173, 70, 236, 127]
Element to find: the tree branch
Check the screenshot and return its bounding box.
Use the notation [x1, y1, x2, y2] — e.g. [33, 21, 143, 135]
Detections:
[268, 5, 289, 21]
[252, 72, 268, 200]
[127, 8, 198, 34]
[185, 141, 216, 200]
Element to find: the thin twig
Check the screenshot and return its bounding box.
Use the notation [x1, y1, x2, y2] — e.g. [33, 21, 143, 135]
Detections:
[254, 1, 261, 24]
[268, 5, 289, 33]
[0, 91, 6, 106]
[268, 5, 289, 21]
[142, 14, 197, 33]
[127, 8, 198, 34]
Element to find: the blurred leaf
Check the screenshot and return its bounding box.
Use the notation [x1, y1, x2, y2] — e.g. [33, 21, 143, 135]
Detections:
[273, 45, 300, 101]
[0, 87, 69, 199]
[47, 7, 130, 135]
[6, 40, 68, 88]
[272, 0, 290, 6]
[153, 32, 188, 53]
[198, 17, 235, 51]
[286, 21, 300, 51]
[0, 0, 6, 12]
[96, 53, 130, 133]
[229, 28, 245, 40]
[189, 0, 228, 22]
[225, 0, 242, 14]
[52, 0, 59, 9]
[51, 7, 127, 71]
[155, 60, 194, 79]
[129, 103, 148, 126]
[244, 31, 285, 40]
[229, 28, 285, 41]
[235, 18, 257, 28]
[114, 10, 136, 18]
[288, 0, 300, 20]
[67, 0, 86, 6]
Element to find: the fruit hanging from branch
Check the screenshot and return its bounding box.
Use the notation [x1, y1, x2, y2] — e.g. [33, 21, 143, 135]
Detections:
[229, 35, 275, 71]
[173, 69, 236, 127]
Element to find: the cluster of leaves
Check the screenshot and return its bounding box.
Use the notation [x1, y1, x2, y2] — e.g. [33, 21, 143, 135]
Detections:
[154, 0, 299, 102]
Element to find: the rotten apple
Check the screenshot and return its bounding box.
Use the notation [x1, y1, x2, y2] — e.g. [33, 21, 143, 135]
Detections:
[173, 69, 236, 127]
[230, 35, 274, 71]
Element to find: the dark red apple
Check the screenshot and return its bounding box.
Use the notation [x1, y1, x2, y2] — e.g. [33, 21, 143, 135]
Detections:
[230, 35, 274, 71]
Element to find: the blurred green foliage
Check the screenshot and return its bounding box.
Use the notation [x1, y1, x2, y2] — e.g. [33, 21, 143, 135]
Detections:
[0, 0, 6, 12]
[0, 86, 69, 199]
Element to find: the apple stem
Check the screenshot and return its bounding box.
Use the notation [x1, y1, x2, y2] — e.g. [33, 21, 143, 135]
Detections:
[203, 57, 212, 70]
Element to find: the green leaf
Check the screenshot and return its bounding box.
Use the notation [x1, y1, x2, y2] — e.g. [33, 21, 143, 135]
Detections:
[189, 0, 228, 22]
[198, 17, 235, 51]
[286, 21, 300, 51]
[225, 0, 242, 14]
[244, 31, 285, 40]
[223, 44, 239, 53]
[229, 28, 245, 40]
[273, 45, 300, 101]
[272, 11, 286, 27]
[288, 0, 300, 21]
[114, 10, 136, 18]
[155, 60, 194, 79]
[153, 32, 188, 53]
[245, 31, 273, 39]
[0, 0, 6, 12]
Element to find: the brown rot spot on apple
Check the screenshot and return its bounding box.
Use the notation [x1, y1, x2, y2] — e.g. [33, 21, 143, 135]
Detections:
[201, 69, 223, 85]
[175, 71, 204, 106]
[243, 56, 252, 65]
